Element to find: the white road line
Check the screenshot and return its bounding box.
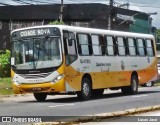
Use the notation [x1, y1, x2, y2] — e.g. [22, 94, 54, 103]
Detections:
[48, 103, 75, 108]
[132, 94, 148, 98]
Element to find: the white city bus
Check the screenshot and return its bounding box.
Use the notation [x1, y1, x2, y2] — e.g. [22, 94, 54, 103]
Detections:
[11, 25, 158, 101]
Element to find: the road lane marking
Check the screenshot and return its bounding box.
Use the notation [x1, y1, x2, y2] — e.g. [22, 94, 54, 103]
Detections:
[132, 94, 148, 98]
[48, 103, 75, 108]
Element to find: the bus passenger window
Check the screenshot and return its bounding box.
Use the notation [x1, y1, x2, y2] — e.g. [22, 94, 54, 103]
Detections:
[106, 36, 114, 56]
[77, 34, 91, 56]
[117, 37, 126, 56]
[128, 38, 136, 56]
[137, 38, 145, 56]
[145, 39, 154, 56]
[91, 35, 103, 55]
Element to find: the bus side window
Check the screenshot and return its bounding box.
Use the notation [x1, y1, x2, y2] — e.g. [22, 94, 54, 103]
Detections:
[127, 38, 136, 56]
[105, 36, 115, 56]
[145, 39, 155, 56]
[63, 31, 77, 65]
[137, 38, 145, 56]
[116, 36, 126, 56]
[77, 33, 92, 56]
[91, 34, 104, 56]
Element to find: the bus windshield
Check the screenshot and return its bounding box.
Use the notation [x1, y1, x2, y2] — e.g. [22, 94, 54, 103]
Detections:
[12, 37, 62, 70]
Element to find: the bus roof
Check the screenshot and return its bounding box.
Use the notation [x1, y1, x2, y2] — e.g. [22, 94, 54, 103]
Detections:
[11, 25, 154, 39]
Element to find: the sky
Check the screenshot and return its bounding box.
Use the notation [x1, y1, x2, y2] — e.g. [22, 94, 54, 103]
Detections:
[0, 0, 160, 28]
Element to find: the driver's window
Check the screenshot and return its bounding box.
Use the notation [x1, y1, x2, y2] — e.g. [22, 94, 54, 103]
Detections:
[63, 30, 77, 65]
[67, 39, 76, 55]
[50, 38, 60, 60]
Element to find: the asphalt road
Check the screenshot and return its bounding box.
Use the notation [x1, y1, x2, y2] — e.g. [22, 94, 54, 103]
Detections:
[0, 86, 160, 123]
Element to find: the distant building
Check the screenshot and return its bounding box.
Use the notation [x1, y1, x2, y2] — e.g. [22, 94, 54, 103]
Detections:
[0, 3, 154, 50]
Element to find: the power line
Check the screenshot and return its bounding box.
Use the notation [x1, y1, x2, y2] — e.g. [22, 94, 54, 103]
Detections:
[0, 2, 13, 6]
[125, 1, 160, 8]
[130, 4, 160, 8]
[28, 0, 54, 4]
[11, 0, 58, 5]
[114, 1, 160, 8]
[12, 0, 34, 5]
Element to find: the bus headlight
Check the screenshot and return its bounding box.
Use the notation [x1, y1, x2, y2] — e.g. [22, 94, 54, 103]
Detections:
[12, 78, 20, 85]
[53, 74, 65, 83]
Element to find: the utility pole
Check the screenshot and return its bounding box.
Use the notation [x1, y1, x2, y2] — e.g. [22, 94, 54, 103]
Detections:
[108, 0, 113, 30]
[60, 0, 63, 22]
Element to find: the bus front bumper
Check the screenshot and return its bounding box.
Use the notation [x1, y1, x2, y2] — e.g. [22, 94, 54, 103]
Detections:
[12, 78, 65, 94]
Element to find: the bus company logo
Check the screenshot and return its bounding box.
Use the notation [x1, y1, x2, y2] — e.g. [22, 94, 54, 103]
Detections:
[96, 62, 111, 67]
[28, 79, 43, 82]
[80, 59, 91, 64]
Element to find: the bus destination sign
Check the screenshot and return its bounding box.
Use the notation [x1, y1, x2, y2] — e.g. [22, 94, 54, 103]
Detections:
[20, 29, 51, 37]
[12, 27, 60, 39]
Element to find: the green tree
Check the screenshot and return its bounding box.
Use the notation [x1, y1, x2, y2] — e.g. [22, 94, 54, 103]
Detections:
[49, 20, 64, 25]
[0, 50, 11, 77]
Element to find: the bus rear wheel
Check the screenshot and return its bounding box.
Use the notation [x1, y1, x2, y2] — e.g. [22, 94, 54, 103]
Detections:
[121, 75, 138, 95]
[33, 93, 47, 101]
[77, 78, 92, 101]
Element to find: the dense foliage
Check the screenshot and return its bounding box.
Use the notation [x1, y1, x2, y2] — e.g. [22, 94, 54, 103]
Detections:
[0, 50, 11, 77]
[49, 20, 64, 25]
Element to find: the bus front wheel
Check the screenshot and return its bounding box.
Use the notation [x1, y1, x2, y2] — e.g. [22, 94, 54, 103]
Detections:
[121, 75, 138, 95]
[33, 93, 47, 101]
[77, 78, 92, 101]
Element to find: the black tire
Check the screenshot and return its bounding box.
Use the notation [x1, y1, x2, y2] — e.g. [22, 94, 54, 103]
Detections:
[77, 78, 92, 101]
[92, 89, 104, 98]
[33, 93, 47, 102]
[121, 75, 138, 95]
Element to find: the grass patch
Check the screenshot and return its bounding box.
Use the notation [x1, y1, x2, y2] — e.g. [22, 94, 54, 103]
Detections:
[0, 77, 13, 95]
[0, 88, 13, 95]
[0, 77, 11, 88]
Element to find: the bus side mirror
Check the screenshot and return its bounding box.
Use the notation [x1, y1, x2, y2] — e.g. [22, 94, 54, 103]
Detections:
[11, 57, 15, 65]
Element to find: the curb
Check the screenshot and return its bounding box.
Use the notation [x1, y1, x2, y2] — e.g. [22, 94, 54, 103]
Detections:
[0, 93, 31, 98]
[32, 105, 160, 125]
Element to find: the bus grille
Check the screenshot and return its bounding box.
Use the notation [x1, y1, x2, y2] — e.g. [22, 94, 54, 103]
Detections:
[18, 72, 52, 79]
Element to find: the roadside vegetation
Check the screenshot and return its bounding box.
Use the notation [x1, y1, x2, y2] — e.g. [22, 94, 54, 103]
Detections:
[0, 77, 13, 95]
[0, 50, 12, 95]
[0, 50, 10, 77]
[49, 20, 64, 25]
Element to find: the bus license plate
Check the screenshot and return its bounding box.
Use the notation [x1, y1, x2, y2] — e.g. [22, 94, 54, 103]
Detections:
[33, 87, 42, 91]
